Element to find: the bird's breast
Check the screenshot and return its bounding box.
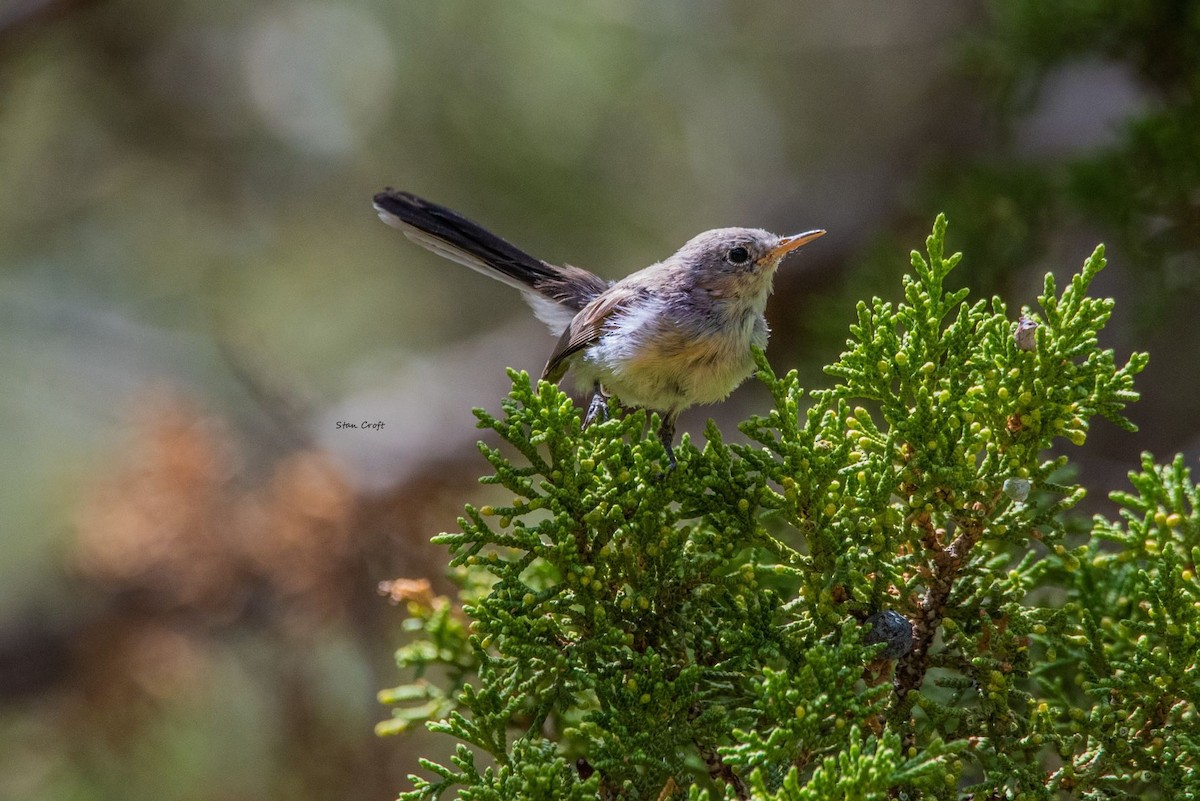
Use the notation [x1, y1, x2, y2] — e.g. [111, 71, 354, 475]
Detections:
[577, 295, 767, 410]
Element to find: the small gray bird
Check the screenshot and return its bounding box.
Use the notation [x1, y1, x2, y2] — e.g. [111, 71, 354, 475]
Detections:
[374, 189, 824, 468]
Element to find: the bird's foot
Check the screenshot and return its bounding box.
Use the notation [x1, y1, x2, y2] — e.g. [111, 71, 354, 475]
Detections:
[583, 383, 610, 428]
[657, 413, 678, 477]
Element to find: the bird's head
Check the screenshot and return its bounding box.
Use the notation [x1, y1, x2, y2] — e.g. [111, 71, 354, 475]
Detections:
[672, 227, 825, 301]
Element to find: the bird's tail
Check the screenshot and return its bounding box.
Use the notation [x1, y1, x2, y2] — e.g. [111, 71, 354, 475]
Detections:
[373, 190, 607, 329]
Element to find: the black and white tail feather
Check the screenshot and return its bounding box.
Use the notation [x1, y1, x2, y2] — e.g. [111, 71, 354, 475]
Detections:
[373, 189, 608, 334]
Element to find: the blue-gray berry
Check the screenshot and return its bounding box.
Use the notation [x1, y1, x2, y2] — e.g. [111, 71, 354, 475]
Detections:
[1003, 477, 1032, 502]
[863, 610, 914, 660]
[1015, 315, 1038, 351]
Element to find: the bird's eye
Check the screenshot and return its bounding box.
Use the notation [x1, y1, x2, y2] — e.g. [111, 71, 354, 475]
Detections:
[728, 246, 750, 264]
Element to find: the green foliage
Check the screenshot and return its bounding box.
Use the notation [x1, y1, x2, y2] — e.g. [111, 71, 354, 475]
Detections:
[736, 727, 960, 801]
[1054, 453, 1200, 796]
[379, 216, 1200, 799]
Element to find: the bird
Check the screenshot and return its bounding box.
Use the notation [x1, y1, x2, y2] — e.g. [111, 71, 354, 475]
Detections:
[373, 189, 824, 469]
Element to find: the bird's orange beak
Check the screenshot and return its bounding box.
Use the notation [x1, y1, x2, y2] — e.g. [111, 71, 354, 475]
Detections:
[768, 229, 826, 262]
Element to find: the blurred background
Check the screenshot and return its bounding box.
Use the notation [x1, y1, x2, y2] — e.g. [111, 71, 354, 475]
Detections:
[0, 0, 1197, 798]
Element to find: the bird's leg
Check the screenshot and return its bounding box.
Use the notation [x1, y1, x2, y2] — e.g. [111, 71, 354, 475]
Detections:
[657, 411, 678, 471]
[583, 382, 609, 428]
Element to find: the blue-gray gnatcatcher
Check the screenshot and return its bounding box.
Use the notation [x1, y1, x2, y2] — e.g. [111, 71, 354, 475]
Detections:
[374, 189, 824, 468]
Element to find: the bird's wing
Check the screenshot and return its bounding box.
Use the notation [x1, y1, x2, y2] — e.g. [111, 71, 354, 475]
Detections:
[541, 288, 635, 382]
